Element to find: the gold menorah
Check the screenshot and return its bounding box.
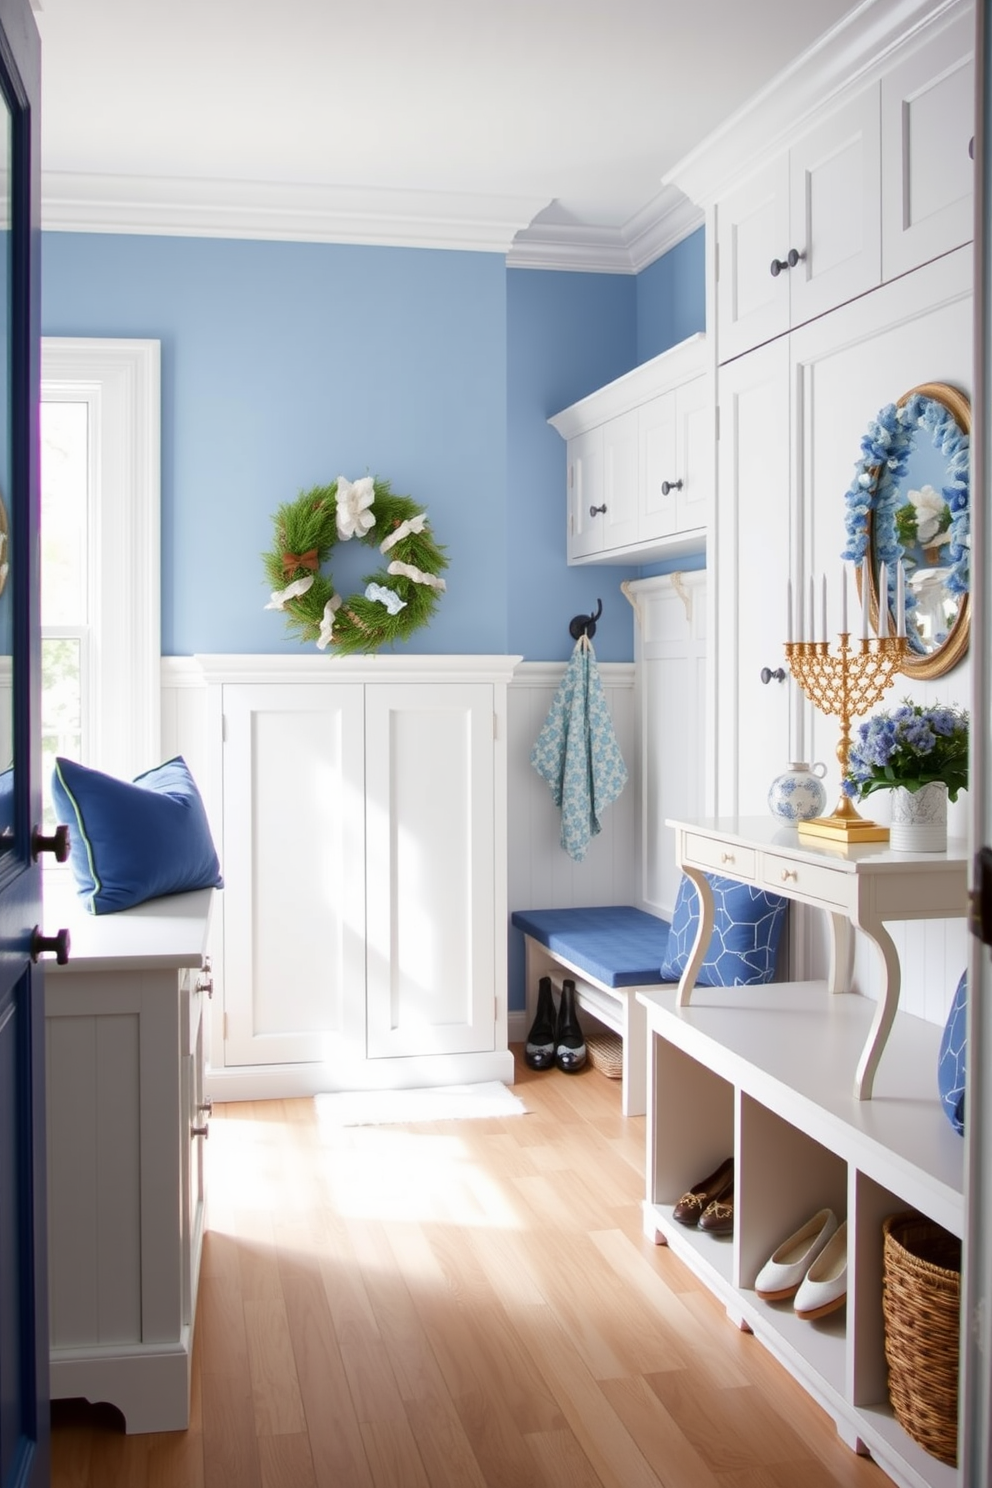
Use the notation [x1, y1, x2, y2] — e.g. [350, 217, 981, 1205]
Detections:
[784, 633, 908, 843]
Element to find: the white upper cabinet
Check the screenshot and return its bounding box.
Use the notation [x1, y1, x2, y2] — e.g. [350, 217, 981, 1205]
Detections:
[880, 8, 975, 282]
[550, 333, 710, 566]
[640, 373, 710, 541]
[716, 87, 881, 363]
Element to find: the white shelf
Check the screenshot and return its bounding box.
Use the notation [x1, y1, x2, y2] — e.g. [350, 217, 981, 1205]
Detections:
[639, 981, 963, 1488]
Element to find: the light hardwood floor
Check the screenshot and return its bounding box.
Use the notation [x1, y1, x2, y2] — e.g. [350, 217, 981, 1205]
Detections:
[51, 1050, 887, 1488]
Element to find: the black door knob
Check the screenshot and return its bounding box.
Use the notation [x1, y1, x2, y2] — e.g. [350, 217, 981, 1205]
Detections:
[31, 926, 71, 965]
[32, 823, 70, 862]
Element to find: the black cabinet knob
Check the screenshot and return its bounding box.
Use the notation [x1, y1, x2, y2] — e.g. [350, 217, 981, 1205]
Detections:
[589, 504, 607, 517]
[31, 926, 71, 965]
[32, 823, 70, 862]
[661, 479, 683, 496]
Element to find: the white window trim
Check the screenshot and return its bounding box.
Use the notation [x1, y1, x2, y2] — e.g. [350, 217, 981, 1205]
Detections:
[41, 337, 161, 781]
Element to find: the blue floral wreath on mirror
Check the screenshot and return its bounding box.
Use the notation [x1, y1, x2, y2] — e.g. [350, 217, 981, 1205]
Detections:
[840, 389, 969, 655]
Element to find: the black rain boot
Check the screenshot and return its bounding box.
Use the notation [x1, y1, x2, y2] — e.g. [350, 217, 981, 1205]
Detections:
[525, 976, 557, 1070]
[556, 978, 587, 1073]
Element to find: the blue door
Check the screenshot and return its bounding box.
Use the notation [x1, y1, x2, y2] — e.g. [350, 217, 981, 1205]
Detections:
[0, 0, 48, 1483]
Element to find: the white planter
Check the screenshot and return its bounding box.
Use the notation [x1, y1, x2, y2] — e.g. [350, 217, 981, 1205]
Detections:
[889, 781, 948, 853]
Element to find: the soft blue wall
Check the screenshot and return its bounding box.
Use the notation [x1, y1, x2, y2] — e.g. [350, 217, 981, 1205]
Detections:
[41, 229, 708, 664]
[42, 233, 510, 656]
[636, 226, 706, 364]
[506, 267, 638, 664]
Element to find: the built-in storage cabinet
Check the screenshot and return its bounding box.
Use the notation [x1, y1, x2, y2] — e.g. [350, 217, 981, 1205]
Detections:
[641, 982, 962, 1488]
[201, 656, 517, 1098]
[716, 88, 881, 364]
[549, 333, 710, 566]
[880, 8, 975, 283]
[45, 885, 214, 1434]
[715, 7, 975, 367]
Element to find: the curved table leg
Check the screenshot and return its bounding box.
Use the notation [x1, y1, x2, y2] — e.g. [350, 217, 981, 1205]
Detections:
[852, 909, 901, 1100]
[676, 866, 714, 1008]
[827, 911, 854, 995]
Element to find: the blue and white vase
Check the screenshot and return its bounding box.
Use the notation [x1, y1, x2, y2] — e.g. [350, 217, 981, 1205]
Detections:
[768, 761, 828, 823]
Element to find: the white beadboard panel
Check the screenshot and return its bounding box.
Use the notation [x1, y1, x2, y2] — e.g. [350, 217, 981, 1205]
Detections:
[46, 1009, 142, 1347]
[627, 572, 708, 923]
[507, 661, 637, 1017]
[507, 662, 639, 916]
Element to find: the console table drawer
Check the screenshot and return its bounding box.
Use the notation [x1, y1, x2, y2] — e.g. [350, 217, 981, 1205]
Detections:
[684, 833, 756, 879]
[760, 852, 848, 909]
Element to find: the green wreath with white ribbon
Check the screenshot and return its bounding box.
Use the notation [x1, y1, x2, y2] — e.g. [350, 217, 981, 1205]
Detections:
[262, 475, 448, 656]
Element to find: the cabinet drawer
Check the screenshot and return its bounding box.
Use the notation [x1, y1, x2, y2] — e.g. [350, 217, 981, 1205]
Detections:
[684, 834, 755, 880]
[760, 853, 848, 910]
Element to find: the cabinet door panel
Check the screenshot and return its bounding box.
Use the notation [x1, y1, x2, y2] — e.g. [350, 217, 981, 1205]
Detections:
[365, 684, 495, 1058]
[567, 426, 604, 560]
[715, 338, 791, 816]
[789, 88, 881, 327]
[639, 391, 677, 539]
[716, 156, 790, 363]
[222, 683, 366, 1065]
[601, 408, 640, 550]
[675, 375, 711, 534]
[881, 12, 974, 281]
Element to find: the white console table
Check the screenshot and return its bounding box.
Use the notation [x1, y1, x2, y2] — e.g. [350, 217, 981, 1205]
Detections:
[668, 816, 969, 1100]
[44, 882, 214, 1433]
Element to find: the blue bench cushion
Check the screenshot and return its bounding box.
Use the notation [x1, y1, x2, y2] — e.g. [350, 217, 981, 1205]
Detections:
[511, 905, 670, 988]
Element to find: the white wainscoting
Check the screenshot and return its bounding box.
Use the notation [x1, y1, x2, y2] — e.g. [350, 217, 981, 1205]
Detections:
[506, 659, 639, 1036]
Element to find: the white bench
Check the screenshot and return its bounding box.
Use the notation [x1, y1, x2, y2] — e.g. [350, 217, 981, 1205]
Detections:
[511, 906, 673, 1117]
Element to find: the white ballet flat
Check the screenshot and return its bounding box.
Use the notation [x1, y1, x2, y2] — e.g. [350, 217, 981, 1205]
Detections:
[754, 1207, 839, 1301]
[794, 1221, 848, 1320]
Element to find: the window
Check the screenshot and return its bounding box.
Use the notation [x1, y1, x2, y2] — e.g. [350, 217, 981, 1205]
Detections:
[40, 339, 161, 823]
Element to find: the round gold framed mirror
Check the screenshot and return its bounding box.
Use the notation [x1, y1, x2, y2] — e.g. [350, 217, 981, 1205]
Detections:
[848, 382, 970, 680]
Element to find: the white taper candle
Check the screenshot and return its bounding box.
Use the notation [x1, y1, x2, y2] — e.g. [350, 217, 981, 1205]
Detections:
[820, 574, 827, 643]
[878, 563, 888, 638]
[895, 562, 905, 638]
[786, 579, 793, 643]
[861, 557, 870, 638]
[809, 577, 815, 644]
[841, 565, 848, 634]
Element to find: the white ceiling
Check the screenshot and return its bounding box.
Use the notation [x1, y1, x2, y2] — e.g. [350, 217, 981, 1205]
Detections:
[33, 0, 862, 267]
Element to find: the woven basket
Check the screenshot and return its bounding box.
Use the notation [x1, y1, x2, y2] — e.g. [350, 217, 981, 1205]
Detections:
[585, 1028, 623, 1079]
[881, 1211, 961, 1466]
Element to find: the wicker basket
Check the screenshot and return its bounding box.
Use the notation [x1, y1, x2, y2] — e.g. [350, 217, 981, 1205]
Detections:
[881, 1211, 961, 1466]
[585, 1027, 623, 1079]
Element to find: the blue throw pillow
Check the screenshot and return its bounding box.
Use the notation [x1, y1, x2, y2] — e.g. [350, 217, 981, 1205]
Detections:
[937, 970, 967, 1135]
[660, 872, 788, 986]
[51, 755, 223, 914]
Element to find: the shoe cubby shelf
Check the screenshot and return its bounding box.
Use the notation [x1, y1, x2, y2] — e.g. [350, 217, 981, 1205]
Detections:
[638, 981, 962, 1488]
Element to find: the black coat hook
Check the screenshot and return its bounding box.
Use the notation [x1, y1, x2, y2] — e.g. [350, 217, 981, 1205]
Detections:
[569, 598, 603, 640]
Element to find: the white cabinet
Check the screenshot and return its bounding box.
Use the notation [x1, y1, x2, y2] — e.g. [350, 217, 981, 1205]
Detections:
[713, 247, 972, 825]
[201, 655, 517, 1097]
[44, 884, 214, 1434]
[550, 333, 710, 566]
[640, 980, 962, 1488]
[880, 8, 975, 283]
[716, 88, 881, 363]
[639, 373, 709, 542]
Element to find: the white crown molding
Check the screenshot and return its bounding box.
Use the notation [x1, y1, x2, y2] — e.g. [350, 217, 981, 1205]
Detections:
[41, 171, 549, 254]
[505, 185, 703, 275]
[666, 0, 972, 206]
[42, 167, 703, 275]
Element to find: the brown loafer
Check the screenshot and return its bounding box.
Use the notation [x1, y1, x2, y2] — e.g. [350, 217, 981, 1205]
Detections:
[698, 1189, 735, 1234]
[672, 1157, 734, 1227]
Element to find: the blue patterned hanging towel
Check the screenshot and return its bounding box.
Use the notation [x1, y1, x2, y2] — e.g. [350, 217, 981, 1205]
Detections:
[530, 635, 628, 862]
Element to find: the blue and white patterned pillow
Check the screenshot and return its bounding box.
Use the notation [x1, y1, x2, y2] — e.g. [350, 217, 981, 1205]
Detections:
[660, 872, 788, 986]
[937, 971, 967, 1135]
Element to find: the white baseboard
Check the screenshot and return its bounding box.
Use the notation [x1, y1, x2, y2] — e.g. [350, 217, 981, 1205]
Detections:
[205, 1047, 516, 1102]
